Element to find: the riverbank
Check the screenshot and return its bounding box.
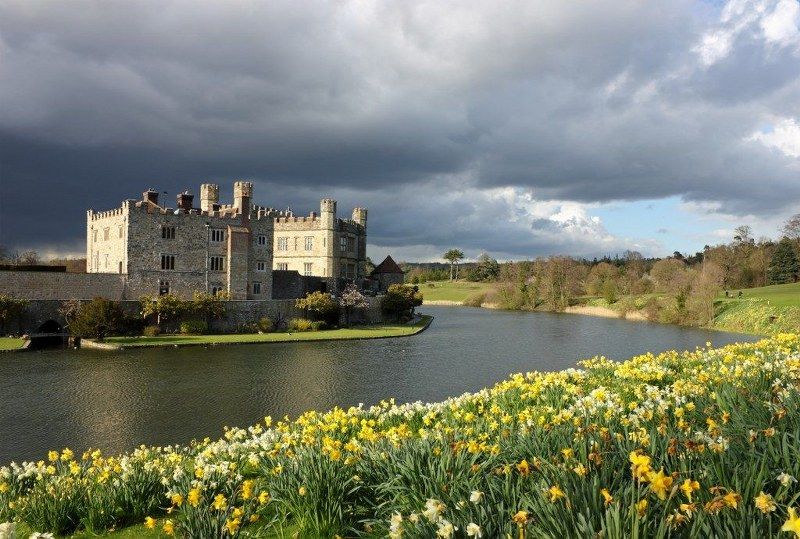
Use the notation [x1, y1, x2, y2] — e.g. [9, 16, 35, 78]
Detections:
[1, 335, 797, 537]
[88, 315, 433, 350]
[419, 279, 799, 336]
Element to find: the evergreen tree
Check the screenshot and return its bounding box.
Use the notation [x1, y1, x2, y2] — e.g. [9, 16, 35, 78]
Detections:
[768, 237, 799, 284]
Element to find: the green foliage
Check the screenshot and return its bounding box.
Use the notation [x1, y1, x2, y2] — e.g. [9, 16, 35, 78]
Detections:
[0, 295, 27, 333]
[180, 320, 208, 335]
[463, 292, 486, 307]
[381, 284, 423, 320]
[295, 291, 340, 325]
[65, 298, 125, 340]
[768, 237, 799, 284]
[257, 316, 274, 333]
[443, 248, 465, 280]
[287, 318, 314, 332]
[191, 291, 228, 321]
[139, 294, 191, 326]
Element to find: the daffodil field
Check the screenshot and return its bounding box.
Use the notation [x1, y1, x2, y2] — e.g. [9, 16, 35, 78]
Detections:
[4, 335, 800, 538]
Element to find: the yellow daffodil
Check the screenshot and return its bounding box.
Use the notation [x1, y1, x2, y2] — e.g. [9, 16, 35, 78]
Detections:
[783, 508, 800, 538]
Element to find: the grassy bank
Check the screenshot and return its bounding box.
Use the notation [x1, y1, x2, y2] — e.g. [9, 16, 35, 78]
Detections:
[0, 337, 25, 351]
[3, 335, 800, 537]
[418, 280, 496, 303]
[100, 315, 432, 349]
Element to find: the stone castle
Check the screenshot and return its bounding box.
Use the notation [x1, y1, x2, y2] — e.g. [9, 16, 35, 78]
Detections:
[86, 181, 367, 299]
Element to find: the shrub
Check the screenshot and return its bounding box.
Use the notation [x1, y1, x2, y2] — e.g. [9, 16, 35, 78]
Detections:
[296, 291, 340, 325]
[287, 318, 314, 332]
[66, 298, 125, 340]
[310, 321, 326, 331]
[143, 325, 161, 337]
[257, 317, 274, 333]
[463, 292, 486, 308]
[381, 284, 423, 321]
[180, 320, 208, 335]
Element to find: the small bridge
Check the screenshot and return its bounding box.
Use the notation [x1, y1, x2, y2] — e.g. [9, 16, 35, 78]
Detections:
[28, 321, 71, 349]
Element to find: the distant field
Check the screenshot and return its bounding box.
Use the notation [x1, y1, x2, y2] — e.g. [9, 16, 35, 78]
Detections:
[417, 280, 496, 303]
[722, 281, 800, 307]
[0, 337, 25, 351]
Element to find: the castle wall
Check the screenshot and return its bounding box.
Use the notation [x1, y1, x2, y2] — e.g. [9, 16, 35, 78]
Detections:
[2, 297, 384, 335]
[0, 270, 127, 301]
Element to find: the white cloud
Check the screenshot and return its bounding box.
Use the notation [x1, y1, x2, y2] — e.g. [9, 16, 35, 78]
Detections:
[749, 117, 800, 158]
[761, 0, 800, 48]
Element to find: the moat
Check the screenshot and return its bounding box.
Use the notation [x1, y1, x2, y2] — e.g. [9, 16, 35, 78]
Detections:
[0, 306, 758, 463]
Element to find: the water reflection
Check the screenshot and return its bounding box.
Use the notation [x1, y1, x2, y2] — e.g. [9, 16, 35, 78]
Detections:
[0, 306, 757, 463]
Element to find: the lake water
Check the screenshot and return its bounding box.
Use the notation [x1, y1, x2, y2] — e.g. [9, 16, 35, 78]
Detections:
[0, 306, 758, 463]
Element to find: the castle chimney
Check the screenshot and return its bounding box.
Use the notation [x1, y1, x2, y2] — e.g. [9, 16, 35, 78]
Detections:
[233, 181, 253, 222]
[143, 189, 159, 205]
[200, 183, 219, 213]
[176, 191, 194, 212]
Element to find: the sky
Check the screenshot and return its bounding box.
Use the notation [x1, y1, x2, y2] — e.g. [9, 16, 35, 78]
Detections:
[1, 0, 800, 262]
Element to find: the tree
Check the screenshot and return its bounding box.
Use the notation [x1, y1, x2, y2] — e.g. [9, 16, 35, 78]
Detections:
[381, 284, 423, 321]
[65, 298, 125, 340]
[443, 249, 465, 280]
[781, 214, 800, 240]
[296, 291, 340, 325]
[191, 291, 229, 327]
[0, 295, 27, 334]
[339, 283, 368, 326]
[471, 253, 499, 282]
[18, 250, 39, 265]
[768, 237, 799, 284]
[140, 294, 191, 327]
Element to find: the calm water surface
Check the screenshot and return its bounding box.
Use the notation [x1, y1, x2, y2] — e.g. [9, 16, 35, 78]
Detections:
[0, 306, 757, 462]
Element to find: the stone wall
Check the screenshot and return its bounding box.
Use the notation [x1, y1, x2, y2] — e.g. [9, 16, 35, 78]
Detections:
[3, 296, 384, 335]
[0, 270, 126, 301]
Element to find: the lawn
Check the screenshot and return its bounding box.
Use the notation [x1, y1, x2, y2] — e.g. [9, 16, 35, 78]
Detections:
[0, 337, 25, 351]
[416, 280, 496, 303]
[722, 281, 800, 307]
[102, 316, 432, 348]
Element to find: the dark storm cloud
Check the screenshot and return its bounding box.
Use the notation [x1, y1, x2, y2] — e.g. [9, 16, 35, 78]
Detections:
[1, 0, 799, 258]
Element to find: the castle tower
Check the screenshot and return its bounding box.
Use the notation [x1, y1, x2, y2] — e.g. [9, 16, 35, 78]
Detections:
[320, 198, 337, 280]
[352, 207, 367, 229]
[233, 181, 253, 222]
[200, 183, 219, 212]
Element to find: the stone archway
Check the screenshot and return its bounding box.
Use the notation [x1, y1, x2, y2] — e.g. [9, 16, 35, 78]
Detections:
[30, 319, 65, 349]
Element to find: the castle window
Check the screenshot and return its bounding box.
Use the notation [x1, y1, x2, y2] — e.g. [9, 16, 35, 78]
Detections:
[210, 229, 225, 242]
[347, 263, 356, 279]
[252, 282, 262, 295]
[209, 256, 224, 271]
[304, 236, 313, 250]
[277, 263, 288, 271]
[347, 237, 355, 253]
[104, 254, 109, 268]
[160, 254, 175, 270]
[256, 261, 266, 272]
[118, 226, 123, 238]
[159, 280, 170, 295]
[294, 237, 299, 250]
[92, 230, 97, 243]
[277, 237, 288, 251]
[161, 226, 176, 239]
[257, 235, 267, 246]
[119, 261, 123, 274]
[103, 228, 109, 241]
[211, 285, 223, 295]
[304, 262, 313, 276]
[340, 236, 348, 252]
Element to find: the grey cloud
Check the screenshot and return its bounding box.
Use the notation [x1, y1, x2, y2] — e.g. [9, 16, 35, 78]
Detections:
[0, 0, 799, 258]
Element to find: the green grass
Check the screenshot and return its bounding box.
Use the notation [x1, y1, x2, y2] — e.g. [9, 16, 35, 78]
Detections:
[15, 521, 299, 538]
[0, 337, 25, 350]
[415, 280, 496, 303]
[101, 316, 431, 348]
[721, 281, 800, 307]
